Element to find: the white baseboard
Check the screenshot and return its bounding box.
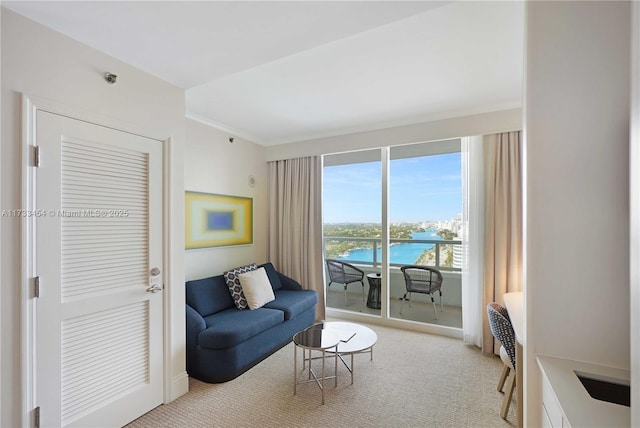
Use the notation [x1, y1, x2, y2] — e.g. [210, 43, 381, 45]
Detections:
[167, 371, 189, 403]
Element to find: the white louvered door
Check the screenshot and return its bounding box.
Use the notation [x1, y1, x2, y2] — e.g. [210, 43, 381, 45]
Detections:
[35, 111, 163, 427]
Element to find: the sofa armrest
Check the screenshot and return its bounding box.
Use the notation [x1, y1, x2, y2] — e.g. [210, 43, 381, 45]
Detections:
[278, 272, 303, 291]
[186, 304, 206, 350]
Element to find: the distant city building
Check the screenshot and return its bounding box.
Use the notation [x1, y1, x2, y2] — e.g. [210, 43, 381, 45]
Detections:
[435, 214, 463, 237]
[453, 243, 463, 269]
[434, 215, 463, 269]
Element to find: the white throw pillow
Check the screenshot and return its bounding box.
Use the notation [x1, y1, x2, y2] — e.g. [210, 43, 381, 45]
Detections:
[237, 267, 275, 310]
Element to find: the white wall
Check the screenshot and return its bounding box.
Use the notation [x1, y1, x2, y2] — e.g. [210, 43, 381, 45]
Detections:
[184, 119, 268, 280]
[524, 2, 631, 425]
[1, 9, 186, 427]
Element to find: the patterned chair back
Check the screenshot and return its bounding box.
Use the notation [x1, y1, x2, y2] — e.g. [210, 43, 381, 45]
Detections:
[487, 302, 516, 369]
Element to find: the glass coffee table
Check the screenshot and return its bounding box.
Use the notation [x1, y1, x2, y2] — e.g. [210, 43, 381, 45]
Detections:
[293, 321, 377, 404]
[293, 326, 340, 404]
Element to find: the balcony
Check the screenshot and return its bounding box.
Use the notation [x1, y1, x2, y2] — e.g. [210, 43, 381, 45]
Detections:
[323, 236, 463, 330]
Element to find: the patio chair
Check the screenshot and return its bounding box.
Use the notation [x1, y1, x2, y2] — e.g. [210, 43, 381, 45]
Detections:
[399, 265, 443, 319]
[325, 259, 365, 306]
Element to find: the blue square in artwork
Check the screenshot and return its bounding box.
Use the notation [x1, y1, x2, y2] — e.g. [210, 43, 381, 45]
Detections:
[207, 211, 233, 231]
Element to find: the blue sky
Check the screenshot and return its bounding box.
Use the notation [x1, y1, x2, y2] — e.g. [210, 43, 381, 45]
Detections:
[323, 153, 462, 223]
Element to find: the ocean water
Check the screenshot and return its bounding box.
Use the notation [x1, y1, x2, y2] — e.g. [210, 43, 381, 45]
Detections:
[337, 229, 442, 265]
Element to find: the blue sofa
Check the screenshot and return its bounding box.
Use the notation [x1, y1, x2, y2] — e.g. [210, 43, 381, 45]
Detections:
[185, 262, 318, 383]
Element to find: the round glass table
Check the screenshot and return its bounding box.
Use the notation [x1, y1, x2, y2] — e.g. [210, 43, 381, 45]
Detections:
[292, 326, 340, 404]
[293, 321, 377, 404]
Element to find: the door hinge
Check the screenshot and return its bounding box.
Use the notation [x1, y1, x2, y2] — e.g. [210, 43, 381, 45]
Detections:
[33, 276, 40, 298]
[33, 146, 41, 167]
[34, 406, 40, 428]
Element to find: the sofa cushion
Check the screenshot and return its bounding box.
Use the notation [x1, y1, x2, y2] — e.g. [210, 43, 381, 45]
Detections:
[258, 262, 283, 291]
[238, 267, 275, 310]
[264, 289, 318, 320]
[186, 275, 235, 317]
[223, 263, 257, 309]
[199, 307, 284, 349]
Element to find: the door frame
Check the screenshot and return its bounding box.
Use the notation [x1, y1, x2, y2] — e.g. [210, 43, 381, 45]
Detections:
[20, 94, 184, 427]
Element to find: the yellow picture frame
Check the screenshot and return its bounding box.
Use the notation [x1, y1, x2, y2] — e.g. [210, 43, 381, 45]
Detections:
[185, 191, 253, 249]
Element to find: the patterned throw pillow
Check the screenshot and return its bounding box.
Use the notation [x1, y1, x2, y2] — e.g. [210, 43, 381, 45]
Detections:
[223, 263, 257, 310]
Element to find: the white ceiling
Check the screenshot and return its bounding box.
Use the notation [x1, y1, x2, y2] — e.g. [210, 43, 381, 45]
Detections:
[3, 1, 524, 146]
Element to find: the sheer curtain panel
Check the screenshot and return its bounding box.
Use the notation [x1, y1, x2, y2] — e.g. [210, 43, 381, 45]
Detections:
[267, 156, 325, 320]
[461, 136, 484, 347]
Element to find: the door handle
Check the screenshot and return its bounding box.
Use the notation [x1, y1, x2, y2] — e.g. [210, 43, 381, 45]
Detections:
[146, 284, 163, 293]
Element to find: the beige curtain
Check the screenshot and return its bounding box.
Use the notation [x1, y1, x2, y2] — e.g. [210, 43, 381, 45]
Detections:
[482, 131, 523, 354]
[267, 156, 325, 320]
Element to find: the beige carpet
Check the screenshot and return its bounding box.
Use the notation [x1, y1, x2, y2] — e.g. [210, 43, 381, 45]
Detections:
[127, 322, 516, 428]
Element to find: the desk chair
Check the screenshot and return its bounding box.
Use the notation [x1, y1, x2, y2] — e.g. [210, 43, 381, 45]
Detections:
[487, 302, 517, 420]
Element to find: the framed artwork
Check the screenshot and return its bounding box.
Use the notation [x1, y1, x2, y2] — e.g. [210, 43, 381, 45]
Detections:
[185, 191, 253, 249]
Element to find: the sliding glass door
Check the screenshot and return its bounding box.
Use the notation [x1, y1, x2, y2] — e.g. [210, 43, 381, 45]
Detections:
[323, 149, 381, 315]
[322, 140, 463, 330]
[388, 141, 463, 328]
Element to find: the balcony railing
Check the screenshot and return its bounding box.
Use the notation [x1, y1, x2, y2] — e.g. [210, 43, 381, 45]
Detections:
[323, 236, 462, 272]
